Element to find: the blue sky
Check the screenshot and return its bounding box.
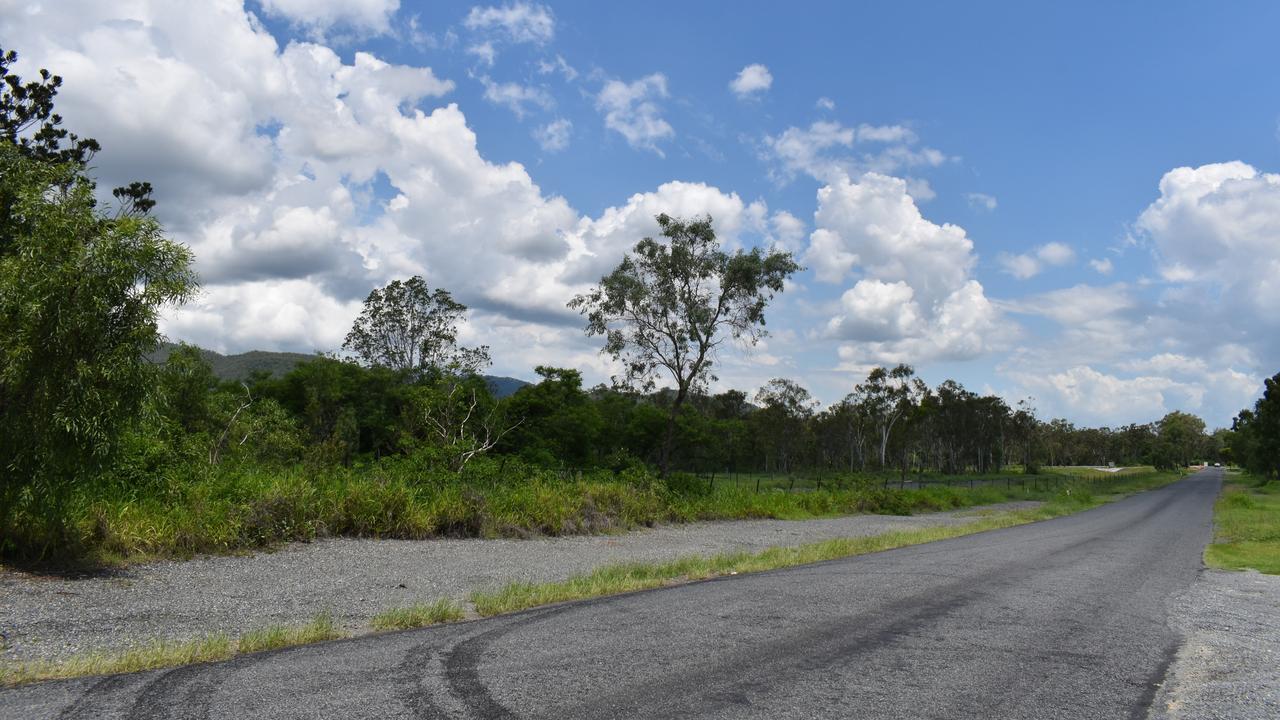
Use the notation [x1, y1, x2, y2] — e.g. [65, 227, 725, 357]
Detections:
[4, 0, 1279, 427]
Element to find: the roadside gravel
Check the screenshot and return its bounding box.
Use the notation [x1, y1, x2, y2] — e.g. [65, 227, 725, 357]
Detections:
[0, 502, 1038, 664]
[1150, 569, 1280, 720]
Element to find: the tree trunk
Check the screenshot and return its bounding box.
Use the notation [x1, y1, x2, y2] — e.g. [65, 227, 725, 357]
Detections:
[658, 384, 688, 478]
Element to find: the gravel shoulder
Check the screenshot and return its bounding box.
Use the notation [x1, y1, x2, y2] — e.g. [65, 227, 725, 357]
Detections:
[0, 502, 1037, 664]
[1149, 568, 1280, 720]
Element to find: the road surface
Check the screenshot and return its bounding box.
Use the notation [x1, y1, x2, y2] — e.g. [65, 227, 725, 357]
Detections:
[2, 469, 1220, 719]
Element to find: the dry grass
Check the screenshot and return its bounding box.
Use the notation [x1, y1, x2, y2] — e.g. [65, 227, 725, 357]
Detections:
[0, 613, 346, 688]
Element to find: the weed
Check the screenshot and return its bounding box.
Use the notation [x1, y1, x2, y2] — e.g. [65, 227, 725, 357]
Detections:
[369, 599, 465, 631]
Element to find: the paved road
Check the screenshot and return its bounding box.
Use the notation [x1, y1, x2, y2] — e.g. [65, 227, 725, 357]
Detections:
[2, 470, 1221, 719]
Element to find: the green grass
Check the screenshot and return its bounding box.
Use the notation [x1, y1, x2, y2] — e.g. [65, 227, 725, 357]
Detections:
[0, 613, 346, 688]
[1205, 474, 1280, 574]
[369, 599, 465, 631]
[0, 460, 1177, 569]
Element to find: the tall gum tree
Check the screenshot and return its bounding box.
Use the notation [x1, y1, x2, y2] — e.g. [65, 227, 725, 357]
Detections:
[570, 213, 800, 477]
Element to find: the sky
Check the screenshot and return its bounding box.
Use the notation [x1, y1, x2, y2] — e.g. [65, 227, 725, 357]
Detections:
[3, 0, 1279, 428]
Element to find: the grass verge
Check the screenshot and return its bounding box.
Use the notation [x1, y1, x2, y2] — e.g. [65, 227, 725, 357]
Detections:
[0, 613, 345, 688]
[470, 470, 1185, 616]
[369, 599, 465, 631]
[1205, 473, 1280, 574]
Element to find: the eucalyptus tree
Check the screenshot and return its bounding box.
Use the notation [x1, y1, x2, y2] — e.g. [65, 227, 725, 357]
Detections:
[570, 214, 799, 476]
[753, 378, 816, 478]
[851, 364, 927, 469]
[344, 276, 491, 378]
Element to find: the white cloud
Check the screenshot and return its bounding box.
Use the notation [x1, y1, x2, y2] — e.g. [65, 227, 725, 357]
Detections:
[1009, 363, 1260, 428]
[479, 76, 553, 119]
[762, 120, 946, 185]
[596, 74, 674, 155]
[536, 54, 577, 81]
[997, 242, 1076, 279]
[1007, 283, 1134, 328]
[767, 210, 806, 252]
[533, 118, 572, 152]
[1089, 257, 1114, 275]
[966, 192, 997, 211]
[803, 173, 1004, 364]
[463, 2, 555, 44]
[816, 97, 836, 111]
[260, 0, 399, 36]
[1137, 161, 1280, 319]
[466, 41, 496, 66]
[730, 63, 773, 98]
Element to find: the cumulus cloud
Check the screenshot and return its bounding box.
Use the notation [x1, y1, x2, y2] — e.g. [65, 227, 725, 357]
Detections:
[815, 97, 836, 111]
[1, 0, 807, 387]
[1136, 161, 1280, 323]
[997, 242, 1076, 279]
[1089, 257, 1114, 275]
[596, 74, 674, 154]
[259, 0, 400, 37]
[730, 63, 772, 98]
[803, 173, 1004, 364]
[463, 2, 555, 44]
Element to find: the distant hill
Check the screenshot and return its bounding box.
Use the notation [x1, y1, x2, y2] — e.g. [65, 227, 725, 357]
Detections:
[151, 343, 531, 398]
[485, 375, 531, 398]
[151, 343, 316, 380]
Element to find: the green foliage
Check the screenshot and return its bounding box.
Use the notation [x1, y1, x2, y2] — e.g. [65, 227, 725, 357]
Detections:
[0, 143, 196, 535]
[343, 275, 490, 376]
[1232, 372, 1280, 479]
[569, 213, 800, 474]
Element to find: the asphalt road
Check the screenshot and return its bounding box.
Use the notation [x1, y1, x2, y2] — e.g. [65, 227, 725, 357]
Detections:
[2, 469, 1221, 720]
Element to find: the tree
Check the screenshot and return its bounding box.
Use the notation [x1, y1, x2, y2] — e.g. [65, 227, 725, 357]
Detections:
[851, 365, 926, 469]
[1156, 411, 1207, 469]
[1232, 371, 1280, 478]
[569, 214, 799, 476]
[343, 276, 491, 378]
[753, 378, 816, 478]
[1, 54, 197, 533]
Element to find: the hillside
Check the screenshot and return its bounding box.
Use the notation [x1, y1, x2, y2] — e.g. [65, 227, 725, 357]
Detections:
[151, 343, 530, 398]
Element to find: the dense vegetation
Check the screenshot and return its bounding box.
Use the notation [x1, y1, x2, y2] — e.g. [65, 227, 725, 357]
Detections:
[1, 48, 1271, 568]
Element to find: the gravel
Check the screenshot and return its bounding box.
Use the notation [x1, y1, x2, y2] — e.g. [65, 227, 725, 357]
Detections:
[1149, 568, 1280, 720]
[0, 502, 1038, 664]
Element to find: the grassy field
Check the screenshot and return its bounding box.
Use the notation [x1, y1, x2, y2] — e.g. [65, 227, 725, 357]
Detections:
[1205, 472, 1280, 574]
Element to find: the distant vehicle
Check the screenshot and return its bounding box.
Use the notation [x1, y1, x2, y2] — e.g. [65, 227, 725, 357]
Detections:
[1214, 462, 1221, 467]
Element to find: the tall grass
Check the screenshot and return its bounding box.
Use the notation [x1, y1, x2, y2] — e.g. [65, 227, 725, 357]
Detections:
[0, 457, 1179, 568]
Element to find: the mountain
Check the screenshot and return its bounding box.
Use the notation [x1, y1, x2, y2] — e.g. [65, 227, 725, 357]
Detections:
[150, 343, 315, 380]
[150, 343, 531, 398]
